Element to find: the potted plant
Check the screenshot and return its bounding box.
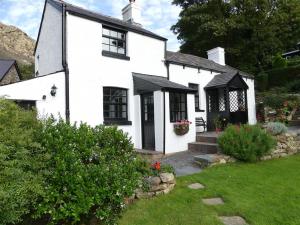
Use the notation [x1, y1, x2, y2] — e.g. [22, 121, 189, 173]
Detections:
[213, 116, 222, 133]
[174, 120, 192, 136]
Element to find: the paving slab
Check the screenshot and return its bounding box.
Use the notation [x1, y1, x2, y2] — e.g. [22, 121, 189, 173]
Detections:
[202, 197, 224, 205]
[219, 216, 248, 225]
[188, 183, 205, 190]
[160, 151, 202, 177]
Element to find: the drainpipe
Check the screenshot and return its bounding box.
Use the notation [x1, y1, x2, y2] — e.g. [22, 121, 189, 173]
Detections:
[62, 4, 70, 122]
[163, 91, 166, 155]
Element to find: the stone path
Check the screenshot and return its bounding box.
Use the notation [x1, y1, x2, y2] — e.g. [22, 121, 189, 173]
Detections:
[219, 216, 248, 225]
[187, 182, 249, 225]
[202, 197, 224, 205]
[188, 183, 205, 190]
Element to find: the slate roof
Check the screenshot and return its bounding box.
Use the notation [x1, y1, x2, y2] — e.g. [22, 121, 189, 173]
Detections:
[133, 73, 196, 95]
[0, 60, 16, 81]
[49, 0, 167, 41]
[205, 71, 249, 89]
[166, 51, 254, 79]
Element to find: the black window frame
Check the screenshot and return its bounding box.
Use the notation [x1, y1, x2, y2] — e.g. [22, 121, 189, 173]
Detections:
[169, 92, 188, 122]
[102, 26, 129, 60]
[103, 87, 131, 125]
[189, 83, 200, 111]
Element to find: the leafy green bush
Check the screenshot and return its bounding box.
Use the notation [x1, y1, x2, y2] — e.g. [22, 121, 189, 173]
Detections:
[256, 71, 269, 91]
[272, 54, 287, 69]
[266, 122, 288, 135]
[218, 125, 276, 162]
[0, 99, 44, 225]
[286, 79, 300, 93]
[266, 64, 300, 88]
[35, 120, 140, 224]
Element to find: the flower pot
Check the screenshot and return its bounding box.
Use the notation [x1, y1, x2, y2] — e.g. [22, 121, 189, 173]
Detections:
[215, 128, 222, 134]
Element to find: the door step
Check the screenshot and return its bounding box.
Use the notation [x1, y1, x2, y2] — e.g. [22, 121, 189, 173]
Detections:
[188, 142, 219, 154]
[194, 154, 222, 168]
[196, 135, 218, 143]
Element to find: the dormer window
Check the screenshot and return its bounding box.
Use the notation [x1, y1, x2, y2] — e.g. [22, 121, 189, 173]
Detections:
[102, 27, 129, 60]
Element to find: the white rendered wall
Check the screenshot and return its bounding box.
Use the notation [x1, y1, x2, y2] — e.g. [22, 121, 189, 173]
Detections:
[168, 64, 219, 132]
[66, 14, 166, 148]
[154, 91, 164, 152]
[244, 78, 257, 124]
[0, 72, 65, 120]
[35, 1, 63, 76]
[164, 92, 196, 154]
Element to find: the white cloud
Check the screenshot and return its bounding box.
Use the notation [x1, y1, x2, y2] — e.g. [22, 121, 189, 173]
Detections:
[0, 0, 181, 50]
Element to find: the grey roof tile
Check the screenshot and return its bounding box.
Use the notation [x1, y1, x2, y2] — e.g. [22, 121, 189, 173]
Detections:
[133, 73, 196, 94]
[49, 0, 167, 41]
[166, 51, 253, 78]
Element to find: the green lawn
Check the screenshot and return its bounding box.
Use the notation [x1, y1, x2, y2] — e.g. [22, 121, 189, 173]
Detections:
[119, 155, 300, 225]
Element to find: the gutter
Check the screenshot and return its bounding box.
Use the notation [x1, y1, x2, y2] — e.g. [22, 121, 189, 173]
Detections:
[163, 91, 166, 155]
[62, 4, 70, 122]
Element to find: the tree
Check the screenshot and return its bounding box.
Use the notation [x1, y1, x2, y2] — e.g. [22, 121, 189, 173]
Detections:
[18, 63, 35, 80]
[171, 0, 300, 74]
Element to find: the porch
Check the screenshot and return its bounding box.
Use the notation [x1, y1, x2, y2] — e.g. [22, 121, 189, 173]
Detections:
[205, 72, 249, 131]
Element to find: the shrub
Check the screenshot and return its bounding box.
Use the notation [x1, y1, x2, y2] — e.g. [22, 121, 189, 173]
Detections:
[272, 54, 287, 69]
[266, 64, 300, 88]
[286, 79, 300, 93]
[35, 120, 141, 224]
[0, 99, 44, 225]
[266, 122, 288, 135]
[218, 125, 276, 162]
[256, 71, 269, 91]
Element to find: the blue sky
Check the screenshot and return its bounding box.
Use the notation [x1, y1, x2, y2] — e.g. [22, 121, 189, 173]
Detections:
[0, 0, 181, 51]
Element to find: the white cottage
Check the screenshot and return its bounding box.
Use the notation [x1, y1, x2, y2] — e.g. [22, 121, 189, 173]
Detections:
[0, 0, 256, 154]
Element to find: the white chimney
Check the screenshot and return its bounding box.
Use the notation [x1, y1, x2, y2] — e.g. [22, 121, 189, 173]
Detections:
[207, 47, 225, 66]
[122, 0, 142, 26]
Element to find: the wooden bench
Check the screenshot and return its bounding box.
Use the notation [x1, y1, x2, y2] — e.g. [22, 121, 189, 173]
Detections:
[196, 117, 207, 132]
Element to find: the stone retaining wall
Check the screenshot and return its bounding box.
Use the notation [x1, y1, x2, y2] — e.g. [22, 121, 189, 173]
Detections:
[134, 173, 176, 200]
[261, 133, 300, 160]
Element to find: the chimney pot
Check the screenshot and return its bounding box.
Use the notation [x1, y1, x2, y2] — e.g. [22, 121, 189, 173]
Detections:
[122, 0, 142, 26]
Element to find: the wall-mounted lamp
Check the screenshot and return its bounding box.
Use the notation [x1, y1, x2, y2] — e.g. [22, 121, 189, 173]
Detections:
[50, 85, 58, 97]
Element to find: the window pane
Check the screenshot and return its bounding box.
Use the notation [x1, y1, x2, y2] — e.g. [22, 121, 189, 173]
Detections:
[102, 44, 109, 51]
[110, 46, 117, 53]
[111, 30, 118, 38]
[102, 37, 109, 45]
[118, 48, 125, 54]
[110, 39, 117, 46]
[103, 28, 109, 36]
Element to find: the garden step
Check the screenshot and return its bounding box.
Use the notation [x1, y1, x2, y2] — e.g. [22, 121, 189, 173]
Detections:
[289, 120, 300, 127]
[189, 142, 219, 154]
[194, 154, 222, 168]
[196, 135, 218, 143]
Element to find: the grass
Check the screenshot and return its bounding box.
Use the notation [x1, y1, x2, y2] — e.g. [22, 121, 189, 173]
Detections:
[119, 155, 300, 225]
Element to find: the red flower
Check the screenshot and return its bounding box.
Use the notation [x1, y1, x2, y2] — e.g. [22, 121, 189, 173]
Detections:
[152, 162, 161, 171]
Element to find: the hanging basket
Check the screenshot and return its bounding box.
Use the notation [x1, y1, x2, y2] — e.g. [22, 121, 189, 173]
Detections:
[174, 123, 190, 136]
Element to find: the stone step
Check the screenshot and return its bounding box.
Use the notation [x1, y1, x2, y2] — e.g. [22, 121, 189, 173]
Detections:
[196, 135, 218, 143]
[194, 154, 222, 168]
[289, 120, 300, 127]
[188, 142, 219, 154]
[292, 116, 300, 120]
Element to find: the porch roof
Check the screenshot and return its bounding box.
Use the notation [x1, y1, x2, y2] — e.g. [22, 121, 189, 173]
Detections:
[133, 73, 196, 95]
[205, 71, 249, 90]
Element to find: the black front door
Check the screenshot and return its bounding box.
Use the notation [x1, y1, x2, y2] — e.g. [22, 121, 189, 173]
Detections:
[141, 93, 155, 150]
